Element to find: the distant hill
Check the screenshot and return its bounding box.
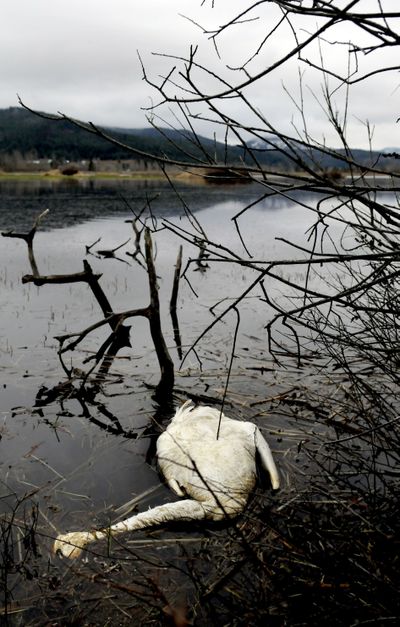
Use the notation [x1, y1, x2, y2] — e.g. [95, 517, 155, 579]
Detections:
[0, 106, 397, 173]
[0, 106, 268, 168]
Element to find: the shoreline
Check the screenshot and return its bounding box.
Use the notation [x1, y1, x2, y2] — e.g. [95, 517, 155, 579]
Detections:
[0, 170, 171, 181]
[0, 169, 397, 186]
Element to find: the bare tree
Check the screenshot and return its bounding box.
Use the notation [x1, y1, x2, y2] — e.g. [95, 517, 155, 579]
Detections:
[16, 0, 400, 512]
[20, 3, 400, 366]
[7, 2, 400, 623]
[2, 211, 175, 404]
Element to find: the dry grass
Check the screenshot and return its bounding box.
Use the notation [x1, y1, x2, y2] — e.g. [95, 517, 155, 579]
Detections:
[1, 366, 399, 626]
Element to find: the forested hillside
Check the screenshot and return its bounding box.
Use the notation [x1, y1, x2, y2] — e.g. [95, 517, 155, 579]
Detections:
[0, 107, 260, 168]
[0, 106, 395, 173]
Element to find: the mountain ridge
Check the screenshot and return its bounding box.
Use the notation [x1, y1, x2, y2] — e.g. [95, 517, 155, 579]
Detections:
[0, 106, 397, 173]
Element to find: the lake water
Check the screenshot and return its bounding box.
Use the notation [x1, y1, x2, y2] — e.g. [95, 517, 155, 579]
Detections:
[0, 177, 335, 561]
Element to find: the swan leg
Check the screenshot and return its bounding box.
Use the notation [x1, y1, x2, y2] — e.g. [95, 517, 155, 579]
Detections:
[53, 499, 207, 559]
[255, 427, 280, 490]
[53, 530, 103, 559]
[109, 499, 207, 534]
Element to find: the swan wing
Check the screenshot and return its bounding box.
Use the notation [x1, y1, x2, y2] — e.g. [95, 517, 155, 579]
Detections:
[255, 427, 280, 490]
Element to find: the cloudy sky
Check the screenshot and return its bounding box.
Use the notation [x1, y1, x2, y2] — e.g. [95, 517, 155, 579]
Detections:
[1, 0, 399, 148]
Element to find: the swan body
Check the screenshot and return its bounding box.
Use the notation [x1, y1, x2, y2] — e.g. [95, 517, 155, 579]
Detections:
[54, 401, 279, 559]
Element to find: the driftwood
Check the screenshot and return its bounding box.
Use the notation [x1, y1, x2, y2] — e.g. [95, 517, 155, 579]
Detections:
[170, 245, 183, 360]
[2, 213, 177, 401]
[2, 208, 49, 278]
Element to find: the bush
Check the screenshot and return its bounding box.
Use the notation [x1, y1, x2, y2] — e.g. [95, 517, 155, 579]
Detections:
[60, 164, 79, 176]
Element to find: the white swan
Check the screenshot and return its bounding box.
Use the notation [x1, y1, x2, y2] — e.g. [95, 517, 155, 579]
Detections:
[53, 401, 280, 559]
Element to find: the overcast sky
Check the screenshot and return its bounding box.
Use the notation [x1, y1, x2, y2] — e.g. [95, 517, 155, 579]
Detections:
[1, 0, 399, 148]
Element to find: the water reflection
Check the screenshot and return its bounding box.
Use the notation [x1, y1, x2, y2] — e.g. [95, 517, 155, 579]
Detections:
[0, 178, 323, 540]
[0, 177, 304, 231]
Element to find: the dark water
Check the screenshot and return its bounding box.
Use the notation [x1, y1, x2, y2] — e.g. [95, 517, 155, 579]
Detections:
[0, 176, 296, 231]
[0, 177, 324, 550]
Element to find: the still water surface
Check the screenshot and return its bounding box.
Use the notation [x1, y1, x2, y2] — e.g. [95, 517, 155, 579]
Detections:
[0, 178, 325, 534]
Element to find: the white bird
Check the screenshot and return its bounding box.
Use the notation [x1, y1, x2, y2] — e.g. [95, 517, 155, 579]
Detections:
[53, 400, 280, 559]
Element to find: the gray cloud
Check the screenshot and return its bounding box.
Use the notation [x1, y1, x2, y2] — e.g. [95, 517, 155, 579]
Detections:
[1, 0, 399, 148]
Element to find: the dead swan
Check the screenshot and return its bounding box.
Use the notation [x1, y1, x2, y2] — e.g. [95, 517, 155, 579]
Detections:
[53, 400, 280, 559]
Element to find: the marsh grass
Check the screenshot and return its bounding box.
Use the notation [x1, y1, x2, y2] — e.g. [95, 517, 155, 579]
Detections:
[1, 363, 399, 626]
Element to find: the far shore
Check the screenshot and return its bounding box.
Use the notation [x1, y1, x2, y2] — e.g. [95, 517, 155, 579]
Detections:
[0, 169, 397, 186]
[0, 169, 174, 181]
[0, 168, 261, 185]
[0, 168, 248, 184]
